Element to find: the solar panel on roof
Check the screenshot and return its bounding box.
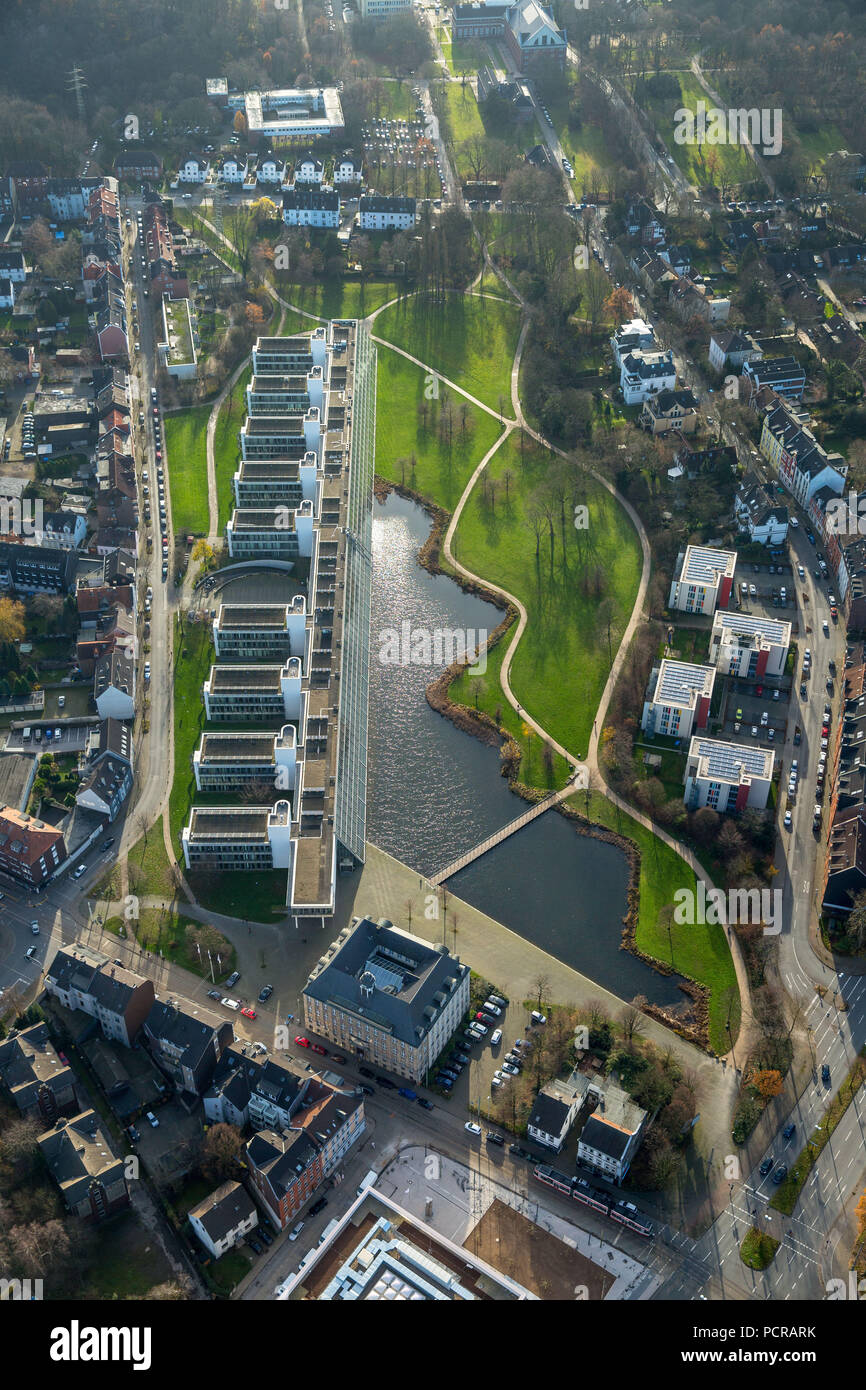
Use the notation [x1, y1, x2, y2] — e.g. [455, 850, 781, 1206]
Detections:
[692, 738, 772, 779]
[656, 661, 713, 705]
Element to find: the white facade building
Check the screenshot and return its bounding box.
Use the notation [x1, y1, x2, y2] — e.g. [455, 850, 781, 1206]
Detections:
[668, 545, 737, 615]
[641, 660, 716, 740]
[684, 736, 775, 813]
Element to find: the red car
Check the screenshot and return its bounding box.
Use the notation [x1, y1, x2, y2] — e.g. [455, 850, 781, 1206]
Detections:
[58, 1051, 69, 1064]
[822, 724, 830, 736]
[241, 1007, 257, 1020]
[295, 1036, 311, 1048]
[755, 684, 763, 697]
[310, 1043, 327, 1056]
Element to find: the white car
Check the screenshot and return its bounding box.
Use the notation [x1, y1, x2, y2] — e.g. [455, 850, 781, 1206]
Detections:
[530, 1010, 547, 1025]
[482, 1001, 502, 1017]
[144, 662, 151, 681]
[58, 695, 65, 708]
[471, 1021, 488, 1036]
[464, 1122, 482, 1137]
[288, 1221, 305, 1241]
[501, 1062, 520, 1076]
[31, 921, 39, 934]
[221, 997, 240, 1010]
[783, 811, 792, 830]
[146, 1111, 159, 1128]
[490, 1028, 502, 1046]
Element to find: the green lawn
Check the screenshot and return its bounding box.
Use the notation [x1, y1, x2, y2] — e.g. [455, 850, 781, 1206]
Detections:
[640, 71, 753, 187]
[740, 1226, 779, 1270]
[169, 616, 215, 848]
[214, 366, 249, 532]
[375, 345, 504, 510]
[442, 82, 486, 147]
[452, 430, 642, 758]
[449, 632, 574, 792]
[133, 907, 237, 979]
[81, 1211, 176, 1300]
[569, 792, 739, 1056]
[272, 278, 399, 322]
[163, 405, 211, 536]
[374, 293, 521, 412]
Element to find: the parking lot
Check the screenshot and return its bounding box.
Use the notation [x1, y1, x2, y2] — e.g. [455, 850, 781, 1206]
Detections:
[361, 106, 445, 202]
[5, 717, 97, 753]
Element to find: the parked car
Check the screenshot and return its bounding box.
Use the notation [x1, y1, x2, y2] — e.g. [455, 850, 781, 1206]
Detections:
[509, 1144, 534, 1160]
[221, 998, 240, 1011]
[822, 1064, 831, 1084]
[464, 1122, 482, 1137]
[294, 1036, 311, 1048]
[772, 1165, 788, 1185]
[759, 1155, 774, 1177]
[417, 1097, 434, 1110]
[145, 1111, 159, 1128]
[490, 1028, 503, 1046]
[288, 1221, 305, 1241]
[258, 985, 273, 1002]
[226, 971, 240, 987]
[486, 1131, 505, 1147]
[240, 1007, 257, 1020]
[501, 1061, 520, 1076]
[308, 1197, 328, 1217]
[310, 1043, 327, 1056]
[207, 988, 222, 1001]
[530, 1010, 547, 1025]
[782, 1122, 796, 1140]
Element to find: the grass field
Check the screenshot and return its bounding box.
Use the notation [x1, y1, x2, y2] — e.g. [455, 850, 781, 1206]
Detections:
[214, 364, 250, 532]
[374, 293, 521, 411]
[640, 71, 753, 187]
[569, 792, 738, 1055]
[375, 345, 505, 510]
[168, 616, 215, 848]
[163, 405, 211, 536]
[271, 276, 399, 322]
[451, 430, 642, 758]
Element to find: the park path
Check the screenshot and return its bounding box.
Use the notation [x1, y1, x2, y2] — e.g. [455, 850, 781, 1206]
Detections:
[204, 355, 248, 544]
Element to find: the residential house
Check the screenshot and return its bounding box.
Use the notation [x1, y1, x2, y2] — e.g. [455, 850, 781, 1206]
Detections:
[527, 1078, 585, 1152]
[759, 396, 847, 508]
[684, 736, 775, 812]
[38, 1111, 130, 1223]
[668, 545, 737, 615]
[742, 356, 806, 402]
[610, 316, 656, 369]
[358, 195, 417, 230]
[0, 805, 67, 888]
[619, 349, 676, 405]
[0, 1024, 80, 1124]
[734, 475, 789, 546]
[43, 945, 155, 1046]
[189, 1181, 259, 1258]
[218, 155, 247, 184]
[75, 719, 134, 822]
[256, 155, 288, 186]
[641, 660, 715, 739]
[177, 156, 210, 184]
[94, 647, 135, 721]
[708, 329, 762, 375]
[709, 612, 792, 681]
[293, 154, 324, 184]
[282, 187, 340, 228]
[0, 277, 15, 309]
[625, 197, 665, 246]
[576, 1082, 647, 1184]
[142, 998, 233, 1098]
[114, 150, 162, 181]
[639, 387, 699, 437]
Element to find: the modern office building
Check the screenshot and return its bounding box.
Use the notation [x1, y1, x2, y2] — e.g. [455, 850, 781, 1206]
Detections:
[276, 1187, 535, 1300]
[212, 601, 307, 661]
[302, 916, 470, 1082]
[202, 661, 302, 723]
[193, 726, 297, 794]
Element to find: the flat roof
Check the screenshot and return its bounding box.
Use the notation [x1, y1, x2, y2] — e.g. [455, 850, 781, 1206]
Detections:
[217, 604, 301, 628]
[208, 664, 286, 690]
[679, 545, 737, 585]
[712, 611, 792, 646]
[688, 736, 775, 782]
[654, 660, 715, 707]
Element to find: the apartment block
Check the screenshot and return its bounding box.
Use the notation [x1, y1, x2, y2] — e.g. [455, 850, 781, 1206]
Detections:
[247, 370, 324, 415]
[0, 805, 67, 888]
[240, 412, 320, 459]
[202, 661, 302, 722]
[577, 1083, 647, 1185]
[668, 545, 737, 614]
[44, 945, 156, 1046]
[759, 397, 847, 509]
[684, 736, 775, 812]
[709, 611, 792, 680]
[143, 999, 233, 1097]
[303, 916, 471, 1083]
[212, 600, 307, 660]
[641, 660, 716, 739]
[225, 504, 313, 561]
[233, 456, 318, 509]
[619, 349, 677, 405]
[193, 726, 297, 794]
[181, 802, 294, 872]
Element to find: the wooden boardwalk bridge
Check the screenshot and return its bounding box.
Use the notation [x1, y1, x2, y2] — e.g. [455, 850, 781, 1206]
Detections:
[430, 768, 587, 885]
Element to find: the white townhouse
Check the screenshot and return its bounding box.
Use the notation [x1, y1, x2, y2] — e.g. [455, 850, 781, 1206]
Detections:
[293, 154, 325, 184]
[358, 194, 417, 230]
[218, 155, 248, 184]
[611, 317, 657, 369]
[333, 154, 362, 184]
[256, 156, 287, 186]
[282, 187, 340, 229]
[177, 156, 210, 184]
[188, 1182, 259, 1259]
[619, 349, 676, 405]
